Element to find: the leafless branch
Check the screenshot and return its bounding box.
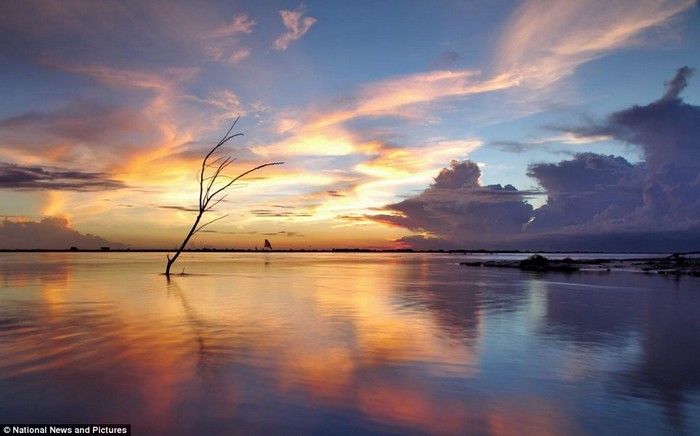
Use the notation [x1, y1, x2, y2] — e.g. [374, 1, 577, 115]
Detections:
[165, 118, 283, 276]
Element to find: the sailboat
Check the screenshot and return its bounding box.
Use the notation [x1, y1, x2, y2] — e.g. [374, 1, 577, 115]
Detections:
[264, 239, 272, 251]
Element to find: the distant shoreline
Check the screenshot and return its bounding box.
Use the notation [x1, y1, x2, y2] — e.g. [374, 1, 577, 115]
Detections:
[3, 249, 698, 276]
[0, 248, 676, 254]
[461, 253, 700, 277]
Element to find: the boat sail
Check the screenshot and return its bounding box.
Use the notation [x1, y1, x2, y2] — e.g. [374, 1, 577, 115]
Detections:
[264, 239, 272, 250]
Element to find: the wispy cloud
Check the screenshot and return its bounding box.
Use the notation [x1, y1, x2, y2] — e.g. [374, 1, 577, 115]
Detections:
[257, 0, 694, 167]
[34, 63, 200, 181]
[227, 48, 251, 65]
[273, 4, 317, 51]
[495, 0, 695, 88]
[294, 143, 485, 224]
[1, 1, 696, 250]
[0, 99, 157, 168]
[354, 140, 482, 179]
[204, 13, 256, 65]
[157, 205, 201, 213]
[45, 61, 198, 91]
[431, 51, 462, 69]
[249, 67, 506, 228]
[251, 69, 516, 164]
[252, 209, 314, 218]
[308, 70, 519, 130]
[489, 133, 611, 153]
[209, 13, 256, 38]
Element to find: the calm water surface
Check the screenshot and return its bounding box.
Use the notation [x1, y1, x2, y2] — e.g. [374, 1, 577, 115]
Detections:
[1, 252, 699, 435]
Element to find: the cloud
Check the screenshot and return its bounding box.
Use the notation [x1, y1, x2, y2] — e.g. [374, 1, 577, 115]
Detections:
[227, 48, 251, 65]
[354, 139, 483, 179]
[273, 4, 317, 51]
[0, 63, 208, 191]
[0, 53, 259, 228]
[553, 66, 700, 232]
[372, 68, 700, 251]
[252, 137, 485, 228]
[571, 66, 700, 173]
[431, 51, 462, 69]
[204, 13, 255, 65]
[252, 130, 357, 158]
[0, 162, 125, 191]
[495, 0, 695, 88]
[527, 153, 640, 195]
[46, 62, 198, 92]
[257, 0, 694, 162]
[157, 205, 200, 213]
[0, 1, 255, 67]
[307, 70, 519, 130]
[661, 65, 695, 102]
[0, 217, 123, 249]
[526, 153, 645, 231]
[251, 209, 314, 218]
[1, 100, 146, 141]
[250, 69, 516, 187]
[260, 230, 305, 237]
[367, 160, 535, 243]
[252, 0, 695, 216]
[489, 133, 611, 153]
[209, 13, 256, 38]
[186, 89, 248, 120]
[0, 99, 159, 168]
[35, 62, 254, 186]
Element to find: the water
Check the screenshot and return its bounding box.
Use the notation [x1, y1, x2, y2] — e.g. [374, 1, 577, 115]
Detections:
[1, 252, 699, 435]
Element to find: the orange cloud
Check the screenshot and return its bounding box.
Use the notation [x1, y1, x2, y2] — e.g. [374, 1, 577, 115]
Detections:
[355, 139, 482, 178]
[308, 70, 519, 130]
[252, 130, 358, 158]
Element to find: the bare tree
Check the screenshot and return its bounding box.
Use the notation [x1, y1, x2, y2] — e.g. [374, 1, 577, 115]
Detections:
[165, 119, 283, 276]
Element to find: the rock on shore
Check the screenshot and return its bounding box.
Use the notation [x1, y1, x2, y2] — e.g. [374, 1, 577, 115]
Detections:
[461, 254, 700, 276]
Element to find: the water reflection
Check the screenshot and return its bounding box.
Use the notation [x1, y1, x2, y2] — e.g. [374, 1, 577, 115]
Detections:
[620, 281, 700, 433]
[1, 253, 699, 434]
[533, 271, 700, 434]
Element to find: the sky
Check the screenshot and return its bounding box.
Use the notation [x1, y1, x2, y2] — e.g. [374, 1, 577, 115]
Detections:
[1, 0, 699, 251]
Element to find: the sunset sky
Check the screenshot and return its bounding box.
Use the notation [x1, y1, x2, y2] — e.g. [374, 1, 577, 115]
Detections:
[1, 0, 699, 250]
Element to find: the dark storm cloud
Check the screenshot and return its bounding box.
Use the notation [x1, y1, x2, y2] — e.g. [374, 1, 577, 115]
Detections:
[554, 66, 700, 232]
[0, 162, 125, 191]
[433, 160, 480, 188]
[660, 66, 694, 102]
[527, 153, 638, 194]
[570, 66, 700, 173]
[525, 153, 646, 231]
[376, 68, 700, 251]
[368, 160, 535, 242]
[0, 217, 123, 250]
